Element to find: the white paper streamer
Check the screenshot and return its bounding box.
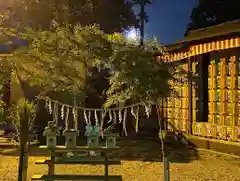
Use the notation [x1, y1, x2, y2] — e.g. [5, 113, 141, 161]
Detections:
[61, 105, 65, 120]
[148, 104, 152, 116]
[144, 103, 153, 118]
[84, 109, 88, 124]
[88, 110, 92, 124]
[45, 100, 48, 109]
[94, 110, 99, 124]
[108, 110, 112, 123]
[144, 103, 150, 118]
[118, 110, 122, 123]
[65, 106, 70, 130]
[48, 100, 52, 114]
[131, 106, 137, 119]
[53, 103, 58, 125]
[123, 109, 128, 136]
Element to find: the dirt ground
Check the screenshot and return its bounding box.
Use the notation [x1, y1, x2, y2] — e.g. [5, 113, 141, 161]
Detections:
[1, 138, 240, 181]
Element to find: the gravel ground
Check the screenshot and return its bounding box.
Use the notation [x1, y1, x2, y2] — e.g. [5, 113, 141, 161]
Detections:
[1, 138, 240, 181]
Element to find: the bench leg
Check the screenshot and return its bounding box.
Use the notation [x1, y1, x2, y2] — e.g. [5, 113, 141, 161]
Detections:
[48, 153, 55, 176]
[104, 152, 108, 181]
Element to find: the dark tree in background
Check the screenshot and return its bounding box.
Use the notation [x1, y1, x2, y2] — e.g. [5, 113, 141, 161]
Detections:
[85, 66, 110, 108]
[6, 0, 138, 33]
[185, 0, 240, 35]
[132, 0, 152, 46]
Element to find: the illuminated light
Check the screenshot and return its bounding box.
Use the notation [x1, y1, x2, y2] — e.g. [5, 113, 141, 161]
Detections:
[125, 28, 137, 40]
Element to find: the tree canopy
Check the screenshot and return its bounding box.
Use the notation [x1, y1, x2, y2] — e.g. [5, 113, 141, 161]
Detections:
[5, 0, 138, 33]
[103, 36, 176, 108]
[0, 23, 113, 102]
[185, 0, 240, 35]
[0, 18, 176, 108]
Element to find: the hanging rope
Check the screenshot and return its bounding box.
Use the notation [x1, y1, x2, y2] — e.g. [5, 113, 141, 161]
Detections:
[37, 96, 153, 111]
[38, 96, 156, 137]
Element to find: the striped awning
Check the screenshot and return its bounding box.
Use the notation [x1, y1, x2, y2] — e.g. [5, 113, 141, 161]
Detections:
[157, 37, 240, 62]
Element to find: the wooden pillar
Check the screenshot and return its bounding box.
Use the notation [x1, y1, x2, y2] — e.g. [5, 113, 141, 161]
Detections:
[163, 157, 170, 181]
[229, 56, 237, 126]
[188, 57, 193, 134]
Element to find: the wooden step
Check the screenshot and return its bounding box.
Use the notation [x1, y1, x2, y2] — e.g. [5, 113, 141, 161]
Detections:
[32, 174, 122, 180]
[35, 158, 121, 165]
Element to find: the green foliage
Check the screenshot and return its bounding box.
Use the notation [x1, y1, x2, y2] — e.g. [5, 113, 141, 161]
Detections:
[7, 24, 112, 96]
[7, 98, 36, 131]
[185, 0, 240, 34]
[104, 36, 175, 108]
[0, 9, 177, 117]
[0, 21, 115, 127]
[0, 92, 5, 123]
[0, 56, 10, 124]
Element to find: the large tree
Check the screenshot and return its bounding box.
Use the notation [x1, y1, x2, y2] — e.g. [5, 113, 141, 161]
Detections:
[0, 23, 113, 181]
[104, 36, 175, 107]
[185, 0, 240, 35]
[1, 0, 138, 113]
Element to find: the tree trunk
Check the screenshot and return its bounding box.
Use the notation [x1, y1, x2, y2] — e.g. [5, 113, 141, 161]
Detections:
[18, 105, 29, 181]
[15, 68, 29, 181]
[139, 4, 145, 47]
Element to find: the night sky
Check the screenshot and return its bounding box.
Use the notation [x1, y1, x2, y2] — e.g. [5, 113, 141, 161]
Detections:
[143, 0, 198, 45]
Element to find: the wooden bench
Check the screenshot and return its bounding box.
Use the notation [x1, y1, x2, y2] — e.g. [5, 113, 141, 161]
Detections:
[32, 145, 122, 181]
[32, 174, 122, 181]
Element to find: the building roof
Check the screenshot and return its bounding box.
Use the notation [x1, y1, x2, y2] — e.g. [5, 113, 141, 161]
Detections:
[165, 19, 240, 52]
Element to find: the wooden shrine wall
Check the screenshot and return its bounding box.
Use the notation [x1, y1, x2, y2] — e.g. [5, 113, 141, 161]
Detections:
[162, 48, 240, 142]
[162, 60, 198, 132]
[192, 50, 240, 141]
